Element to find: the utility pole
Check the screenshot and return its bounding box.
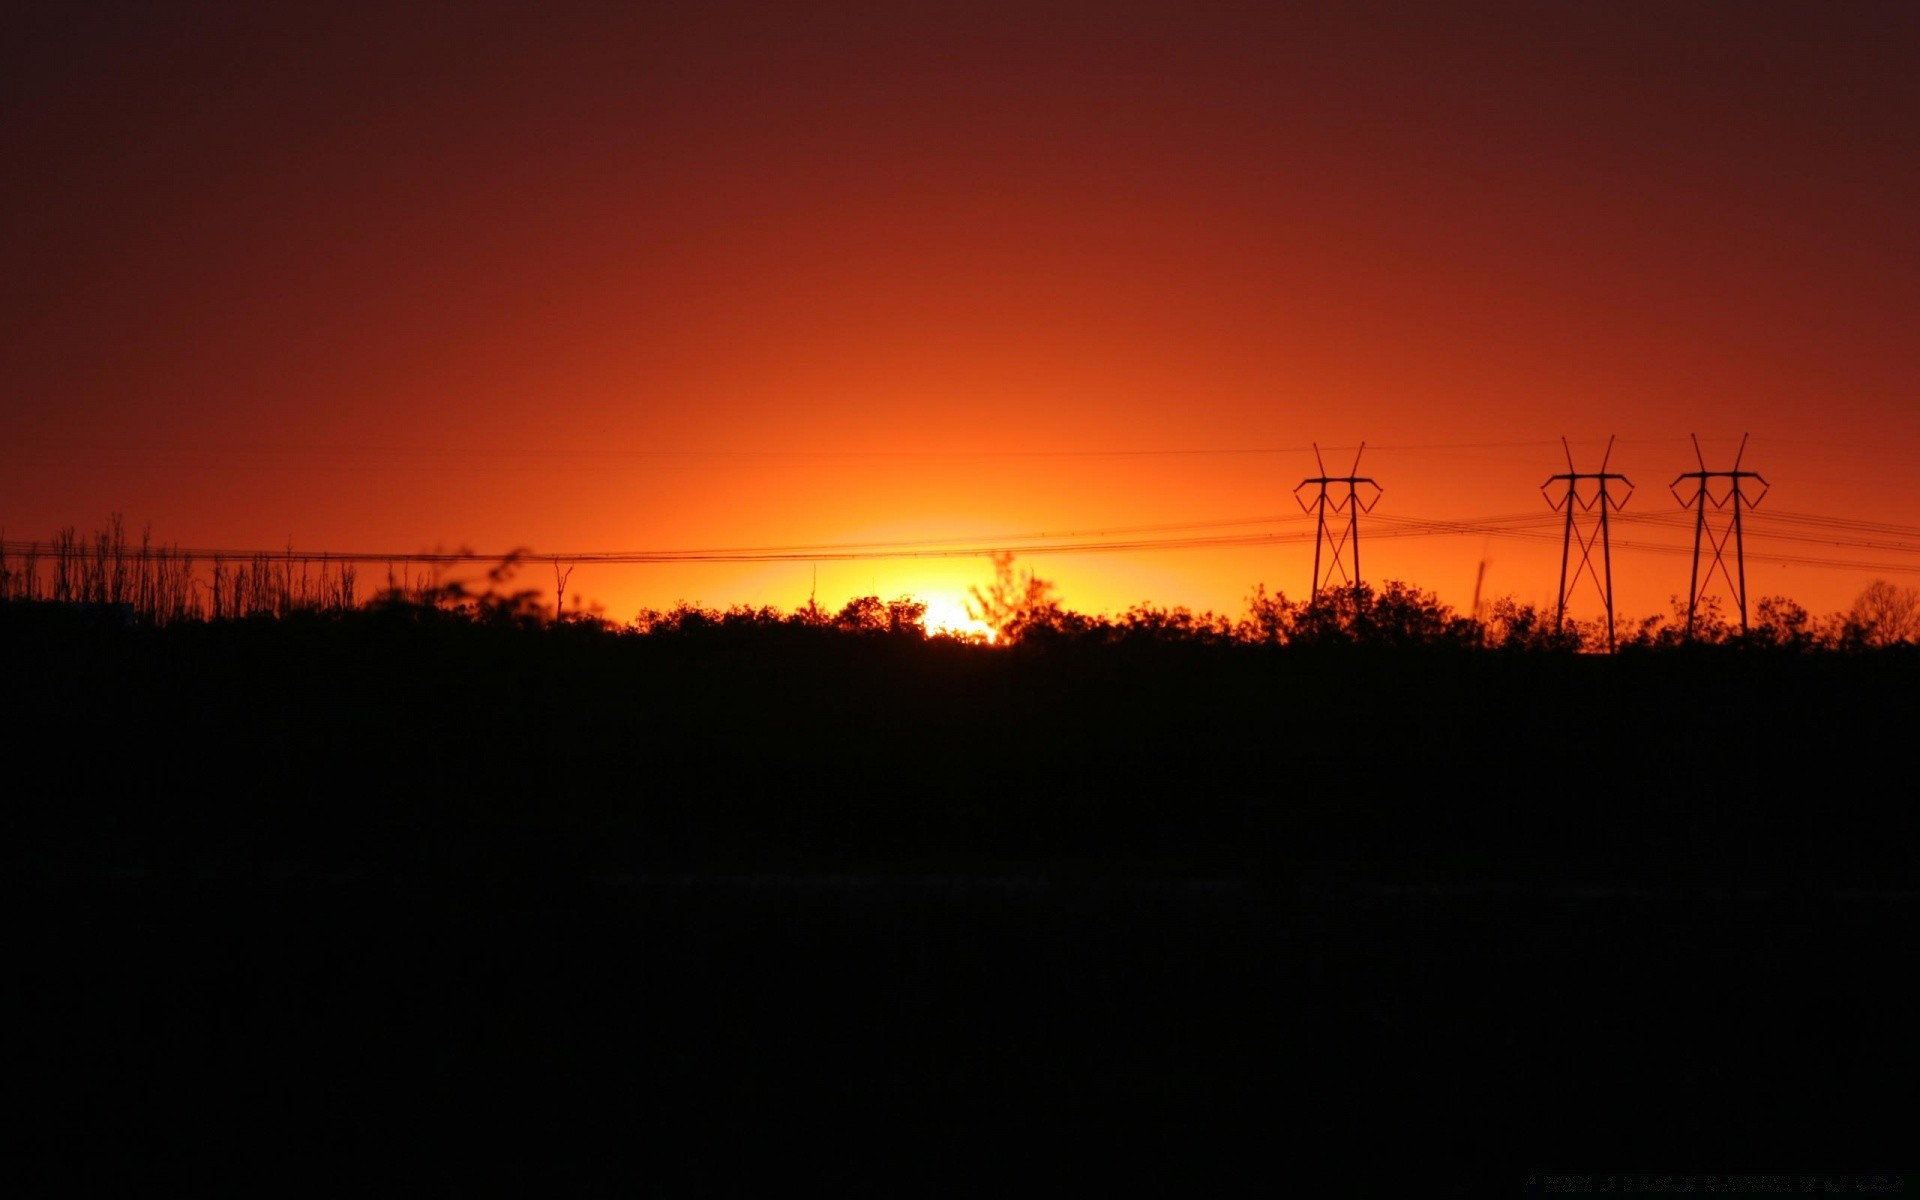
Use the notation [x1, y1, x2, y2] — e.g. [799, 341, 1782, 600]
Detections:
[1543, 436, 1633, 650]
[1294, 442, 1381, 601]
[1671, 433, 1768, 639]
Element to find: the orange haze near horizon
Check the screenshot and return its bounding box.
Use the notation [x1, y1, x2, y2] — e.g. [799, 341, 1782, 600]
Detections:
[6, 3, 1917, 629]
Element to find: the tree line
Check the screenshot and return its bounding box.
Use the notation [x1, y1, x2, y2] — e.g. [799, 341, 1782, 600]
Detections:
[5, 521, 1919, 651]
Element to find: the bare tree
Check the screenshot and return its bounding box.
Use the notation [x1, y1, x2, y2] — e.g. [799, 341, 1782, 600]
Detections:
[1849, 579, 1920, 645]
[554, 561, 575, 622]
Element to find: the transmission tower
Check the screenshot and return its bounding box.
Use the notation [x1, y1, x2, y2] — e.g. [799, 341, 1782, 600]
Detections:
[1294, 442, 1381, 600]
[1543, 436, 1633, 650]
[1671, 432, 1768, 638]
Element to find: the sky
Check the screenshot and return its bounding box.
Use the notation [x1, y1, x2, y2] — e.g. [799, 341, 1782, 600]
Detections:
[6, 1, 1917, 630]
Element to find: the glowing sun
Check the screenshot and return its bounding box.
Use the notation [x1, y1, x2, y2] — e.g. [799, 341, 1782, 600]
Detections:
[921, 594, 995, 641]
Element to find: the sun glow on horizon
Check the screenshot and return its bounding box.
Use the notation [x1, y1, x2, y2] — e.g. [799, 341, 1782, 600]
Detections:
[921, 594, 996, 642]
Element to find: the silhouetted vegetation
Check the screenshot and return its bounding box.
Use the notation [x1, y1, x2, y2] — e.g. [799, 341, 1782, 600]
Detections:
[7, 522, 1916, 1189]
[1849, 578, 1920, 646]
[8, 519, 1910, 658]
[9, 526, 1914, 879]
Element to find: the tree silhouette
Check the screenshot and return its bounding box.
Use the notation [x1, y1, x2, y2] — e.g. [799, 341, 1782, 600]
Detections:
[1480, 596, 1582, 652]
[1236, 583, 1296, 645]
[966, 553, 1064, 643]
[832, 594, 927, 635]
[1849, 579, 1920, 646]
[1287, 581, 1479, 648]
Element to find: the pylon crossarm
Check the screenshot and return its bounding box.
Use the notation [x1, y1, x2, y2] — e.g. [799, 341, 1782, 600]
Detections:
[1744, 480, 1769, 508]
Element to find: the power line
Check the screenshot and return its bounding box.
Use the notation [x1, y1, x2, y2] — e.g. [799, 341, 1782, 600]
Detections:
[7, 437, 1584, 464]
[8, 504, 1920, 575]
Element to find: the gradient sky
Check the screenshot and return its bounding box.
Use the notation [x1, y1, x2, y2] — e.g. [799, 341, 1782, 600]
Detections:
[7, 1, 1917, 628]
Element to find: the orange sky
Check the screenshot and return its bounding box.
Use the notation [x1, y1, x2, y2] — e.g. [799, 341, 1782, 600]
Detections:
[6, 2, 1917, 628]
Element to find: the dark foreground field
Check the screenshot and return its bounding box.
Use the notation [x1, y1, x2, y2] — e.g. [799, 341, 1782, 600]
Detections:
[7, 613, 1916, 1192]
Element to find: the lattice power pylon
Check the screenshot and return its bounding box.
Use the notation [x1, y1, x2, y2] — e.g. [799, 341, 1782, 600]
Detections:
[1294, 442, 1381, 600]
[1543, 436, 1633, 650]
[1671, 432, 1768, 638]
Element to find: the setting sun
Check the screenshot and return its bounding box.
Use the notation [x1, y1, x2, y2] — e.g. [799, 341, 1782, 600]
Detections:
[921, 594, 995, 642]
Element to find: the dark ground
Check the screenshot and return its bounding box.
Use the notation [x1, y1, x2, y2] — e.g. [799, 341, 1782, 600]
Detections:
[5, 614, 1916, 1192]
